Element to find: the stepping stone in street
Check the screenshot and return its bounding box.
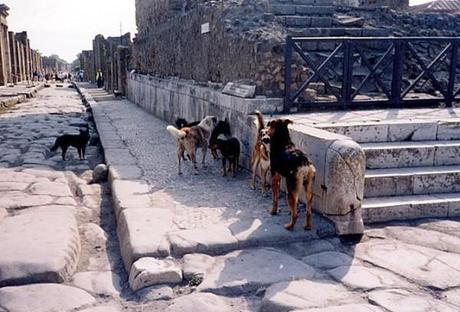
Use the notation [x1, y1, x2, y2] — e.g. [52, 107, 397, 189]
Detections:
[355, 240, 460, 290]
[328, 265, 412, 290]
[368, 289, 458, 312]
[302, 251, 358, 270]
[292, 303, 384, 312]
[261, 279, 360, 311]
[0, 284, 95, 312]
[198, 248, 316, 295]
[166, 293, 233, 312]
[0, 208, 80, 286]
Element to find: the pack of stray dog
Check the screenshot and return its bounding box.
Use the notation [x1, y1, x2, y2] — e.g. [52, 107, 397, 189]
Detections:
[166, 111, 316, 232]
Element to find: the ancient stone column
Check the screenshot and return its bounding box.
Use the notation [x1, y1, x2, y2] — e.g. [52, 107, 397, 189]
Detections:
[0, 5, 11, 86]
[117, 46, 131, 95]
[7, 31, 17, 84]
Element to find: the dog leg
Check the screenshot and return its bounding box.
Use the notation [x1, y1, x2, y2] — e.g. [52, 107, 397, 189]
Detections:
[201, 145, 208, 168]
[232, 159, 237, 177]
[303, 165, 315, 230]
[177, 145, 185, 175]
[61, 146, 68, 161]
[251, 158, 258, 190]
[191, 151, 199, 175]
[261, 166, 269, 195]
[82, 146, 86, 160]
[222, 158, 227, 177]
[270, 173, 281, 215]
[285, 178, 300, 231]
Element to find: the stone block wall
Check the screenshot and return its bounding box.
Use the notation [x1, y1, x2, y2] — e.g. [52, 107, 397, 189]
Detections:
[133, 2, 287, 96]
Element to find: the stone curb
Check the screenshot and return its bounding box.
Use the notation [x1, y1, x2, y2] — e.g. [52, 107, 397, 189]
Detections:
[73, 83, 336, 291]
[0, 83, 44, 109]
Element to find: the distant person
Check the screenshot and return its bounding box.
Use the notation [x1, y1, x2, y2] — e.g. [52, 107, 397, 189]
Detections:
[96, 70, 104, 88]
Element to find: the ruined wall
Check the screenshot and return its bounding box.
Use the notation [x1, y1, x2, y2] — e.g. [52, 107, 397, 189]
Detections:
[133, 0, 290, 96]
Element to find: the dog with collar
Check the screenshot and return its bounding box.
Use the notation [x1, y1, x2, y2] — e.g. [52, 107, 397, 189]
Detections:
[167, 116, 217, 175]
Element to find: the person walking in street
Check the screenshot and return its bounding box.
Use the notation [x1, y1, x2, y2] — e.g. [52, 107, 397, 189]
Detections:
[96, 70, 104, 88]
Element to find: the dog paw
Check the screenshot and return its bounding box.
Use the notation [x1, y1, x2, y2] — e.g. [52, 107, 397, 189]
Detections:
[270, 209, 278, 216]
[303, 224, 312, 231]
[284, 224, 294, 231]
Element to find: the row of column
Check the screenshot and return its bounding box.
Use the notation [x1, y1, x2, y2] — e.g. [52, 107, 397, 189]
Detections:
[0, 5, 44, 86]
[79, 33, 132, 94]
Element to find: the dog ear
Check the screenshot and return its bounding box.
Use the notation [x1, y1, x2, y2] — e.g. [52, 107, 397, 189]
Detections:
[283, 119, 293, 126]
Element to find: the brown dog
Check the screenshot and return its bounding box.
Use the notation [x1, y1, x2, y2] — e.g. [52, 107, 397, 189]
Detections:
[251, 111, 271, 194]
[267, 119, 316, 231]
[167, 116, 217, 175]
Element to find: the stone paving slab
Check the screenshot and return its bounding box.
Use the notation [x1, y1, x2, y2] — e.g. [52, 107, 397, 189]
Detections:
[0, 283, 96, 312]
[0, 207, 80, 287]
[197, 248, 317, 295]
[261, 279, 360, 311]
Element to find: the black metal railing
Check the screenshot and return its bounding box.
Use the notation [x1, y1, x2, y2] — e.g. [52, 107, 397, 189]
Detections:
[284, 36, 460, 112]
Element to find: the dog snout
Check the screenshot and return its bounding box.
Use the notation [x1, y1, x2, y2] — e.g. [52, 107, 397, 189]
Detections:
[262, 137, 271, 144]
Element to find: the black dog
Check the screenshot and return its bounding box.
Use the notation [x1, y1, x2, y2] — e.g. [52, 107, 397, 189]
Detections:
[175, 118, 200, 160]
[210, 119, 232, 160]
[175, 118, 200, 130]
[216, 135, 241, 177]
[50, 128, 90, 160]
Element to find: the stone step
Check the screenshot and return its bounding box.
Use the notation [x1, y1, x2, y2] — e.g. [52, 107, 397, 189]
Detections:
[288, 27, 390, 38]
[365, 165, 460, 198]
[362, 193, 460, 223]
[362, 140, 460, 169]
[277, 15, 333, 27]
[272, 0, 334, 5]
[271, 5, 335, 16]
[316, 120, 460, 143]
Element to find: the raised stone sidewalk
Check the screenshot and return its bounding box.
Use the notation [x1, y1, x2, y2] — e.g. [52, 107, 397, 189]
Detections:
[76, 83, 337, 288]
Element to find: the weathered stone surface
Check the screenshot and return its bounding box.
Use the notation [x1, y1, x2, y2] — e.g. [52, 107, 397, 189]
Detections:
[108, 165, 143, 181]
[228, 218, 328, 248]
[0, 208, 80, 286]
[137, 285, 174, 302]
[92, 163, 108, 182]
[302, 251, 356, 269]
[112, 179, 151, 217]
[328, 265, 410, 290]
[198, 248, 316, 295]
[0, 208, 7, 221]
[0, 192, 54, 209]
[355, 240, 460, 290]
[293, 304, 384, 312]
[129, 257, 182, 291]
[29, 181, 72, 196]
[117, 208, 172, 270]
[79, 305, 122, 312]
[368, 289, 458, 312]
[166, 293, 232, 312]
[168, 224, 238, 256]
[182, 253, 215, 280]
[222, 82, 256, 98]
[72, 271, 122, 296]
[0, 284, 96, 312]
[443, 288, 460, 307]
[383, 226, 460, 254]
[261, 279, 357, 311]
[0, 182, 29, 191]
[81, 223, 108, 243]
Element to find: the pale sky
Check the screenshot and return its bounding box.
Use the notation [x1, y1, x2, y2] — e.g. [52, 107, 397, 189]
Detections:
[6, 0, 136, 63]
[4, 0, 435, 63]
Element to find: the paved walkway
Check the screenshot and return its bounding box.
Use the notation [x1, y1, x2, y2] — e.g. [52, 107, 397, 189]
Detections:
[84, 84, 334, 237]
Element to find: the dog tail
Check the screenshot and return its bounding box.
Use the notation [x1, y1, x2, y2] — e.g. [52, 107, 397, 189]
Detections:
[50, 138, 60, 152]
[166, 125, 187, 139]
[255, 110, 265, 133]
